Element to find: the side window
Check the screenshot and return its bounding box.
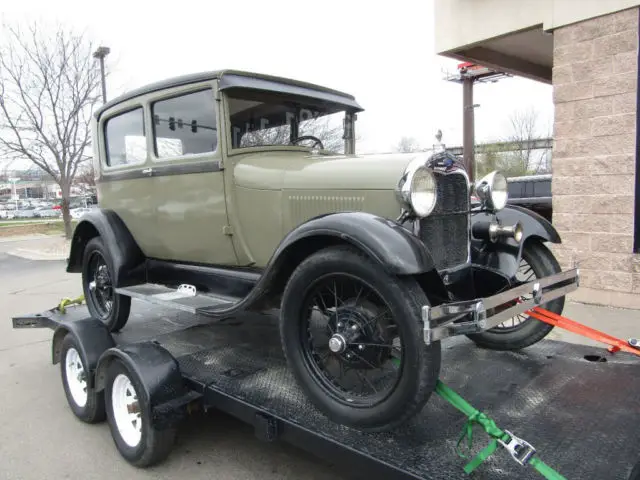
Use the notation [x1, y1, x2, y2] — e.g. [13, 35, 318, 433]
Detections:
[104, 108, 147, 167]
[152, 89, 218, 159]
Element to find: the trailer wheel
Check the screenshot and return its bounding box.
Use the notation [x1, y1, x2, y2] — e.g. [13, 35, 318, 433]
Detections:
[60, 334, 106, 423]
[280, 246, 441, 431]
[104, 359, 176, 467]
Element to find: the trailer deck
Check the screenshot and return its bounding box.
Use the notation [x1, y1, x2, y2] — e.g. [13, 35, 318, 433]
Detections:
[14, 301, 640, 480]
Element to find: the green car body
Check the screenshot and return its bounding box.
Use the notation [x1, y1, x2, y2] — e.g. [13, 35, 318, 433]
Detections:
[93, 70, 413, 268]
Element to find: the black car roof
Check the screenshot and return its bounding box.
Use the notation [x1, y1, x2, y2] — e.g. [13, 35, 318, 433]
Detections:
[95, 70, 363, 119]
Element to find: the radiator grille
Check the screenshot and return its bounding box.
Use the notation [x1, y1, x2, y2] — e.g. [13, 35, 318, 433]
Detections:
[419, 172, 469, 270]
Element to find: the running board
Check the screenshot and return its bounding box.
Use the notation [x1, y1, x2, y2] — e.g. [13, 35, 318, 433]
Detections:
[115, 283, 240, 314]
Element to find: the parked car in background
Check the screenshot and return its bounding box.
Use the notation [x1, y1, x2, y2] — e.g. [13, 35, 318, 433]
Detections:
[506, 174, 552, 222]
[70, 207, 92, 219]
[33, 207, 61, 218]
[14, 207, 37, 219]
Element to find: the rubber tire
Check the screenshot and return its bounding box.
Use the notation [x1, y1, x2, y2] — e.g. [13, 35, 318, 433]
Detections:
[105, 360, 176, 468]
[628, 459, 640, 480]
[280, 246, 441, 432]
[467, 241, 565, 351]
[82, 237, 131, 333]
[59, 334, 106, 423]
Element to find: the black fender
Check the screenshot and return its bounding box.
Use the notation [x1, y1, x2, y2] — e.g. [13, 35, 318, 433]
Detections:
[52, 318, 115, 388]
[272, 211, 435, 275]
[471, 205, 561, 280]
[193, 212, 445, 315]
[94, 342, 188, 428]
[66, 209, 145, 287]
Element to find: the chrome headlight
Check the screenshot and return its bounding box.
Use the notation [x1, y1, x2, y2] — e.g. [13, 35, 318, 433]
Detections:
[396, 159, 437, 217]
[475, 170, 508, 211]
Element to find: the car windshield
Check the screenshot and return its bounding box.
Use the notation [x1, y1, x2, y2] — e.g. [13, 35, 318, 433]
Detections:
[227, 89, 347, 154]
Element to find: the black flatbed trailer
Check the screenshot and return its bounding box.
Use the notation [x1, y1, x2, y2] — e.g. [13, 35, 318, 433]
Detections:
[13, 302, 640, 480]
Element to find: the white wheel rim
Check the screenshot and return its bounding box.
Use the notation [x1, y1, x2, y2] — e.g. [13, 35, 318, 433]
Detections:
[65, 348, 88, 407]
[111, 373, 142, 447]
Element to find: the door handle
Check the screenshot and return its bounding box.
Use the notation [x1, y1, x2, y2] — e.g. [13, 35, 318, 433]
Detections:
[141, 168, 153, 176]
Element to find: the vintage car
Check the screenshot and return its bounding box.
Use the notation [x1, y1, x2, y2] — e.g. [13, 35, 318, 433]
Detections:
[66, 70, 578, 432]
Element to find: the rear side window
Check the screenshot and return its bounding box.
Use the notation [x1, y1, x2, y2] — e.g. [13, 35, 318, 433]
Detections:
[152, 89, 218, 159]
[104, 108, 147, 167]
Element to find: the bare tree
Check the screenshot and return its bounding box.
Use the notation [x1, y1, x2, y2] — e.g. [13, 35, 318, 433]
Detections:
[501, 107, 551, 176]
[0, 22, 103, 238]
[395, 136, 421, 153]
[75, 163, 96, 188]
[239, 114, 345, 153]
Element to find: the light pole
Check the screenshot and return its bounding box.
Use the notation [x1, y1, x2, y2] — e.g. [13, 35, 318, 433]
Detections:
[93, 46, 110, 103]
[8, 177, 20, 211]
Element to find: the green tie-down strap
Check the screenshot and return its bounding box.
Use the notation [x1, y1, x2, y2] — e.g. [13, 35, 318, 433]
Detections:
[58, 295, 85, 314]
[434, 380, 567, 480]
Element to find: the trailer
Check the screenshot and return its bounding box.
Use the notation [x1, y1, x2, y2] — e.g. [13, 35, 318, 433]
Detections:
[12, 300, 640, 480]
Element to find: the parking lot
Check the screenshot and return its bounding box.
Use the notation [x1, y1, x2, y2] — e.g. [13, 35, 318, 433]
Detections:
[0, 237, 343, 480]
[2, 235, 640, 480]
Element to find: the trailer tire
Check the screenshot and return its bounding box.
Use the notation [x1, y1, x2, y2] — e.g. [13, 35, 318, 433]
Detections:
[60, 334, 106, 423]
[104, 359, 176, 467]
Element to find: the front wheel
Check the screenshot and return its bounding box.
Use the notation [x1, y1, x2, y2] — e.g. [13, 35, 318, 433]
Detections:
[280, 246, 441, 432]
[467, 241, 565, 351]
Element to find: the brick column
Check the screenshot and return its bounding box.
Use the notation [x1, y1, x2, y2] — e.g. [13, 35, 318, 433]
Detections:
[552, 7, 640, 308]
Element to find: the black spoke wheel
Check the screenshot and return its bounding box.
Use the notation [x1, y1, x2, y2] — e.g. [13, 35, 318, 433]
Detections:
[467, 241, 565, 351]
[301, 274, 404, 407]
[82, 237, 131, 332]
[87, 251, 114, 319]
[280, 246, 441, 431]
[491, 257, 537, 331]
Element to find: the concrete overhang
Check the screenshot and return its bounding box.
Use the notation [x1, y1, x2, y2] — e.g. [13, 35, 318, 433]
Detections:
[440, 26, 553, 84]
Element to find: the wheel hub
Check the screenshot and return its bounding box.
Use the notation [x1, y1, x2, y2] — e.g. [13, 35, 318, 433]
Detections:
[112, 373, 142, 448]
[328, 334, 347, 353]
[65, 347, 88, 408]
[328, 306, 391, 368]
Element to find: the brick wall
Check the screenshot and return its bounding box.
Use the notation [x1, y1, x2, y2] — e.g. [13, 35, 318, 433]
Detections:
[552, 7, 640, 308]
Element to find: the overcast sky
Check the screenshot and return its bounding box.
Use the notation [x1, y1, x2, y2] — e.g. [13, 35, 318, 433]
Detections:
[2, 0, 554, 154]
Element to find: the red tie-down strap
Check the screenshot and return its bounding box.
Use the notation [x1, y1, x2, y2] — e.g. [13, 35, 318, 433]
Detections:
[527, 307, 640, 356]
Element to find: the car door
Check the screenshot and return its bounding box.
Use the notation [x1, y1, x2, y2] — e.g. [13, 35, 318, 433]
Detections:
[97, 104, 160, 256]
[146, 82, 237, 266]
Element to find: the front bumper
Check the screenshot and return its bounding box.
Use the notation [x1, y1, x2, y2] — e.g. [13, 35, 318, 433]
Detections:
[423, 268, 579, 344]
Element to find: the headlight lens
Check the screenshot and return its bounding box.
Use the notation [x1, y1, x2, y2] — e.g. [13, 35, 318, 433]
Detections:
[410, 168, 437, 217]
[396, 159, 437, 218]
[475, 170, 508, 211]
[491, 172, 508, 210]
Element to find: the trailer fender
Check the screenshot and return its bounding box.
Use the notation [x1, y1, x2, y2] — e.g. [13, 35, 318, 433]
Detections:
[94, 342, 188, 428]
[52, 318, 115, 387]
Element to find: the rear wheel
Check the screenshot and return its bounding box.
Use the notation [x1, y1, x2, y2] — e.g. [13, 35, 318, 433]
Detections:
[82, 237, 131, 332]
[280, 246, 441, 431]
[105, 360, 176, 467]
[467, 241, 564, 351]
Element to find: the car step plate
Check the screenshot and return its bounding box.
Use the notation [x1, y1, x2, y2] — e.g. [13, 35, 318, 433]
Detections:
[115, 283, 238, 314]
